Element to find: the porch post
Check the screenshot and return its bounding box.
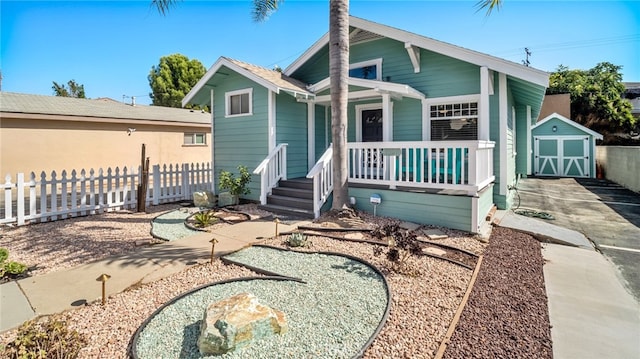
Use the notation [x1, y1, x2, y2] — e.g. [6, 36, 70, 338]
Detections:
[526, 105, 532, 175]
[479, 66, 490, 141]
[382, 93, 392, 141]
[308, 103, 315, 170]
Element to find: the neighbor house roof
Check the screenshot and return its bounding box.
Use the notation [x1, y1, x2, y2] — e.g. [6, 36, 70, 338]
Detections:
[0, 92, 211, 125]
[285, 16, 549, 87]
[183, 57, 313, 107]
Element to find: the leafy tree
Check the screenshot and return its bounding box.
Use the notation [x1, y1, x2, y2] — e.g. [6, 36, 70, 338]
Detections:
[52, 79, 86, 98]
[148, 53, 206, 108]
[547, 62, 635, 143]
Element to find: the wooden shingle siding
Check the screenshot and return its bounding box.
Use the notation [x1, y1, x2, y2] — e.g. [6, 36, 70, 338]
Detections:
[276, 93, 308, 178]
[213, 71, 268, 201]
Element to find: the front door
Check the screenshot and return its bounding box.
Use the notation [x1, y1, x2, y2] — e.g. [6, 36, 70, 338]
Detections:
[362, 108, 383, 142]
[360, 108, 383, 177]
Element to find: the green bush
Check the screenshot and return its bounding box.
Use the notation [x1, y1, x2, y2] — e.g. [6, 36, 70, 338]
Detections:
[2, 314, 87, 358]
[219, 165, 252, 196]
[0, 247, 27, 279]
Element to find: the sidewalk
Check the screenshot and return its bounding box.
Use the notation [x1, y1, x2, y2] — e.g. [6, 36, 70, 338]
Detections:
[495, 210, 640, 359]
[0, 219, 305, 332]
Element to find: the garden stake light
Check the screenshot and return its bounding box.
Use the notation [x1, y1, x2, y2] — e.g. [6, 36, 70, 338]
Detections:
[274, 218, 280, 237]
[209, 237, 218, 264]
[96, 273, 111, 306]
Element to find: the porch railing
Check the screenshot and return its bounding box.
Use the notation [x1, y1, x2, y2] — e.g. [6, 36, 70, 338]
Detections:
[348, 140, 495, 195]
[253, 143, 288, 205]
[307, 144, 333, 218]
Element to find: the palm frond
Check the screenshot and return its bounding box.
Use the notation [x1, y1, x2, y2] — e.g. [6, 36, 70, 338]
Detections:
[252, 0, 283, 22]
[475, 0, 502, 16]
[151, 0, 181, 16]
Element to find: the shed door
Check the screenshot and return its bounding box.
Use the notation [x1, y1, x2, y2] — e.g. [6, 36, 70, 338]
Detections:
[534, 136, 590, 177]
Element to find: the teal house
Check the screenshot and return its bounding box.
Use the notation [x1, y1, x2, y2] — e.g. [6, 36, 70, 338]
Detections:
[532, 113, 602, 178]
[182, 16, 549, 233]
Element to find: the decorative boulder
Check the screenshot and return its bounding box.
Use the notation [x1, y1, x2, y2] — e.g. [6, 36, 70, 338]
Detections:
[197, 292, 288, 355]
[193, 191, 215, 208]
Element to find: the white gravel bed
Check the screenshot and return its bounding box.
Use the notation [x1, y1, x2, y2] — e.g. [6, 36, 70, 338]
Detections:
[135, 247, 388, 358]
[151, 209, 200, 241]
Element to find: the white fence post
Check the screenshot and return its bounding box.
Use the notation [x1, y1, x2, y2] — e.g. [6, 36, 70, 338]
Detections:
[17, 173, 25, 226]
[152, 165, 160, 205]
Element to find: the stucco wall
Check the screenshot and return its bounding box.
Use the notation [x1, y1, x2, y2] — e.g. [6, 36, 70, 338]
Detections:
[0, 117, 211, 176]
[596, 146, 640, 193]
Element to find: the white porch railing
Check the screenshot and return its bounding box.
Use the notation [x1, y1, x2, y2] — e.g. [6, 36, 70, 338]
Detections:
[253, 143, 288, 205]
[306, 144, 333, 218]
[1, 162, 213, 226]
[348, 140, 495, 195]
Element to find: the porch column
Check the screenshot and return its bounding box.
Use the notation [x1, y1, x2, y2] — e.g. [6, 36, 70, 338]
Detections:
[479, 66, 491, 141]
[268, 90, 276, 151]
[382, 93, 392, 141]
[498, 72, 508, 196]
[307, 102, 315, 170]
[526, 105, 532, 175]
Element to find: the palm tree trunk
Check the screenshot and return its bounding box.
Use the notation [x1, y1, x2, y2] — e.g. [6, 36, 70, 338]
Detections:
[329, 0, 349, 210]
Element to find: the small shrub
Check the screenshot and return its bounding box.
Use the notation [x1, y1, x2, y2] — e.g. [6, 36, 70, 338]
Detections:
[0, 247, 27, 279]
[3, 314, 87, 358]
[286, 232, 309, 247]
[193, 210, 218, 228]
[371, 224, 423, 274]
[219, 165, 252, 196]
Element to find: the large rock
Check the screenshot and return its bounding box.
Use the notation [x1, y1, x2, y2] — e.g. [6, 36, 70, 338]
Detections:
[193, 191, 215, 208]
[197, 292, 288, 355]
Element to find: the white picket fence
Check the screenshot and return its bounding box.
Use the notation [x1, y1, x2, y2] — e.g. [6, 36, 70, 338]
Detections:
[1, 162, 213, 226]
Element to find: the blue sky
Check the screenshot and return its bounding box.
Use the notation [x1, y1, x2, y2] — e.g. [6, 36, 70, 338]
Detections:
[1, 0, 638, 105]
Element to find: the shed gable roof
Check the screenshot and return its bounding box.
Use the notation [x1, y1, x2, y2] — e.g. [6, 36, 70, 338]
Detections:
[0, 92, 210, 124]
[533, 112, 603, 140]
[284, 16, 549, 88]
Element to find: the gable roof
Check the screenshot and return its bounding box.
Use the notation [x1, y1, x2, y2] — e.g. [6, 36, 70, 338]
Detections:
[284, 16, 549, 87]
[533, 112, 603, 139]
[182, 57, 313, 107]
[0, 92, 210, 125]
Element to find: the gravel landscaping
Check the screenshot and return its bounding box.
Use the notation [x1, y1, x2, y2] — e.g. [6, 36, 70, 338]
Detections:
[0, 204, 554, 358]
[135, 247, 389, 358]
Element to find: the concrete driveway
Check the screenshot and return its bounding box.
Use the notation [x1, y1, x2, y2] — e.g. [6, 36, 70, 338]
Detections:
[516, 177, 640, 302]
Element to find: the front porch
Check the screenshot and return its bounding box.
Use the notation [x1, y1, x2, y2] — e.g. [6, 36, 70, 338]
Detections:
[254, 140, 495, 233]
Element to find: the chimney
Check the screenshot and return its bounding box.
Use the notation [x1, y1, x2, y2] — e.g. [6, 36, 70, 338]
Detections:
[131, 96, 136, 106]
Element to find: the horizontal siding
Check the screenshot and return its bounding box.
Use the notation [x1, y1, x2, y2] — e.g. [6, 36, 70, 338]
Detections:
[315, 105, 330, 162]
[393, 98, 422, 141]
[348, 187, 473, 232]
[213, 71, 268, 201]
[478, 185, 494, 230]
[534, 118, 591, 136]
[515, 105, 529, 175]
[276, 94, 308, 178]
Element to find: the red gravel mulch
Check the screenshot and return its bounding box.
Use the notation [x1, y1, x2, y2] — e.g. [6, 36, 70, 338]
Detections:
[442, 226, 553, 359]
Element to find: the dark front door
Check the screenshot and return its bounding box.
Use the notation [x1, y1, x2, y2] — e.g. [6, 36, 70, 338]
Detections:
[362, 108, 383, 142]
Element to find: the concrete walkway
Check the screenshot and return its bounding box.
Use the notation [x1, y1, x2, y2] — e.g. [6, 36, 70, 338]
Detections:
[495, 210, 640, 359]
[0, 218, 305, 331]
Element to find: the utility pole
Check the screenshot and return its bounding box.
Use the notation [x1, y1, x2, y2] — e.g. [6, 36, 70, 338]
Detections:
[522, 48, 532, 67]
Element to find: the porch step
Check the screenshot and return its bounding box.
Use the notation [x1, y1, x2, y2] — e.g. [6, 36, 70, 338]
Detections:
[278, 178, 314, 190]
[257, 204, 314, 219]
[258, 177, 315, 219]
[271, 186, 314, 199]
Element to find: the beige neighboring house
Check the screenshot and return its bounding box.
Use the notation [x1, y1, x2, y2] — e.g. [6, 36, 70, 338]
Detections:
[0, 92, 211, 177]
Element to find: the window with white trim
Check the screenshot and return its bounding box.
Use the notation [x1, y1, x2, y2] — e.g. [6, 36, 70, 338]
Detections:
[225, 88, 252, 117]
[429, 102, 478, 140]
[184, 133, 206, 145]
[349, 59, 382, 80]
